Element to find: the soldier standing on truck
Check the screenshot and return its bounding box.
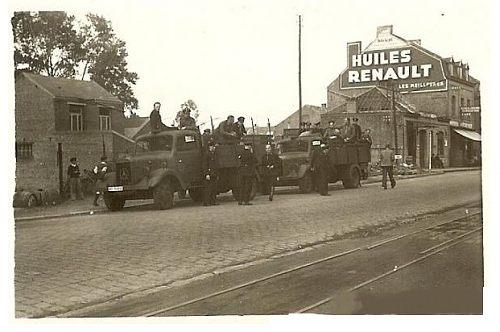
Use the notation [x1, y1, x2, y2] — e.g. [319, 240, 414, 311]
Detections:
[216, 115, 238, 143]
[323, 121, 336, 139]
[202, 141, 220, 206]
[352, 118, 362, 141]
[260, 144, 282, 200]
[178, 108, 198, 131]
[342, 118, 356, 142]
[233, 116, 247, 138]
[237, 143, 258, 205]
[310, 143, 331, 196]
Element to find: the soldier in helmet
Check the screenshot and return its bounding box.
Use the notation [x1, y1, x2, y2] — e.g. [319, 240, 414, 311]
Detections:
[260, 144, 282, 200]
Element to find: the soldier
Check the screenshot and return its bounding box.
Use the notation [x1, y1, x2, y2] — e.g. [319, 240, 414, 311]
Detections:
[233, 116, 247, 138]
[150, 102, 166, 133]
[216, 115, 238, 143]
[178, 108, 197, 131]
[380, 144, 396, 189]
[310, 142, 330, 196]
[342, 117, 356, 142]
[260, 144, 282, 201]
[312, 122, 322, 134]
[299, 122, 314, 137]
[202, 141, 219, 206]
[352, 117, 362, 141]
[237, 143, 258, 205]
[92, 155, 110, 206]
[361, 128, 372, 145]
[201, 128, 213, 147]
[323, 121, 336, 139]
[330, 128, 344, 143]
[67, 157, 84, 200]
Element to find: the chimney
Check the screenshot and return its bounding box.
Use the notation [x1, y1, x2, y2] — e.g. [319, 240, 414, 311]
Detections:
[376, 25, 393, 37]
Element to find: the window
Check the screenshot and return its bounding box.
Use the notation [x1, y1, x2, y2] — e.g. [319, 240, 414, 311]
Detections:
[467, 99, 471, 107]
[69, 105, 83, 131]
[176, 135, 197, 151]
[451, 96, 457, 117]
[437, 132, 445, 156]
[15, 141, 33, 160]
[460, 97, 464, 107]
[448, 63, 454, 76]
[457, 66, 462, 79]
[99, 108, 111, 131]
[136, 135, 173, 152]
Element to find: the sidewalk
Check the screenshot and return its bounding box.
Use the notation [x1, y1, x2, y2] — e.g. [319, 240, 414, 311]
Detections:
[13, 167, 480, 222]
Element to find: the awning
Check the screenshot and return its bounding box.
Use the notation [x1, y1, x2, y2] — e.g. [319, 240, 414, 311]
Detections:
[453, 129, 481, 141]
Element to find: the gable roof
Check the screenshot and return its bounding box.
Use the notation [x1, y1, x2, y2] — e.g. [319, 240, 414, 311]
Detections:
[20, 72, 122, 104]
[124, 117, 150, 139]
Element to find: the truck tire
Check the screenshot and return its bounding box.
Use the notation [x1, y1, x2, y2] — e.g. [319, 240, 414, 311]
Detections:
[342, 164, 361, 189]
[103, 193, 126, 211]
[189, 187, 203, 202]
[154, 182, 174, 210]
[298, 171, 314, 193]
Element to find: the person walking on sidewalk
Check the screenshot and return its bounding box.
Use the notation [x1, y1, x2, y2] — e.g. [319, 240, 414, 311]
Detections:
[67, 157, 84, 200]
[92, 156, 110, 206]
[380, 144, 396, 190]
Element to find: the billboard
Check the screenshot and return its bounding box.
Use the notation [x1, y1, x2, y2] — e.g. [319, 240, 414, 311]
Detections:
[340, 42, 447, 93]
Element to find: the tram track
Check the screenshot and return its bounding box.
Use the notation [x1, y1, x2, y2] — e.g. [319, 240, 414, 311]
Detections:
[142, 209, 482, 317]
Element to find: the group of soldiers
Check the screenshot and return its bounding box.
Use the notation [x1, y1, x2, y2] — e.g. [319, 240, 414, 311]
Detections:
[299, 117, 372, 144]
[201, 140, 281, 207]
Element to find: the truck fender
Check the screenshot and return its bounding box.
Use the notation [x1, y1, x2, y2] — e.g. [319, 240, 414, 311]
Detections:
[148, 168, 185, 189]
[297, 164, 312, 179]
[102, 172, 117, 186]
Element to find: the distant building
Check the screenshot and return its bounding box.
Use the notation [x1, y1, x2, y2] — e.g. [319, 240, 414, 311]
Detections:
[324, 25, 481, 168]
[273, 104, 329, 138]
[14, 71, 137, 193]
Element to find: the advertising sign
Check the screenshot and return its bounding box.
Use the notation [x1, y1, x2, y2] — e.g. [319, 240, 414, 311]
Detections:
[340, 42, 447, 93]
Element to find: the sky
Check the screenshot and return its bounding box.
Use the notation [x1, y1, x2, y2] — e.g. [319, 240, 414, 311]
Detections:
[6, 0, 494, 130]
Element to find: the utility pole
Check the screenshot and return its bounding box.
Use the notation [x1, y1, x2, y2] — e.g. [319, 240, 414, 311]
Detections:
[391, 82, 398, 156]
[298, 15, 303, 128]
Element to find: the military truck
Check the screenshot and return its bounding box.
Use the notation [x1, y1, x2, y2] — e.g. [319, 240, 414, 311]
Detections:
[275, 136, 370, 193]
[102, 129, 258, 211]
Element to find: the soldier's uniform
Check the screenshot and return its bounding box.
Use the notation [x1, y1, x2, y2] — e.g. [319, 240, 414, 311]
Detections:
[311, 144, 330, 196]
[260, 151, 282, 197]
[352, 118, 362, 141]
[237, 146, 258, 205]
[201, 143, 219, 206]
[233, 117, 247, 138]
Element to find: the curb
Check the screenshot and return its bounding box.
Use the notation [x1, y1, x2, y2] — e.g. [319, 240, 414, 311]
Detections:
[14, 202, 151, 222]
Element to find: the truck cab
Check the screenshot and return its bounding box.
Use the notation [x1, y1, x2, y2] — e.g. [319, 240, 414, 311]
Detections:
[103, 129, 204, 210]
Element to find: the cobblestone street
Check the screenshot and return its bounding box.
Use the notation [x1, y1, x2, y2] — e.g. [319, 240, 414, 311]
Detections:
[13, 171, 481, 317]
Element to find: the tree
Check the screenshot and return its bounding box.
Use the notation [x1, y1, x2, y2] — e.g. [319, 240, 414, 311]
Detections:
[79, 14, 139, 110]
[12, 11, 83, 77]
[11, 11, 139, 111]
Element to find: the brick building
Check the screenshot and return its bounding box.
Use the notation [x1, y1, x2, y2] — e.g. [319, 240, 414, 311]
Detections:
[14, 72, 137, 194]
[273, 104, 329, 138]
[323, 25, 481, 168]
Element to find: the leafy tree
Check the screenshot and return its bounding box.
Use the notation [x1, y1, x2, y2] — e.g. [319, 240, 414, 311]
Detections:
[180, 100, 199, 121]
[11, 11, 83, 77]
[11, 11, 139, 111]
[79, 14, 139, 110]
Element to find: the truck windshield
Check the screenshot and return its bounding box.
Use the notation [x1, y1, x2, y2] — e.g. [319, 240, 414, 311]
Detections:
[136, 135, 173, 153]
[277, 140, 309, 154]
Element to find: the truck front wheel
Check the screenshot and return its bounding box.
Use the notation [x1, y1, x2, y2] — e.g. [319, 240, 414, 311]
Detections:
[103, 193, 126, 211]
[298, 171, 314, 193]
[342, 164, 361, 189]
[154, 182, 174, 210]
